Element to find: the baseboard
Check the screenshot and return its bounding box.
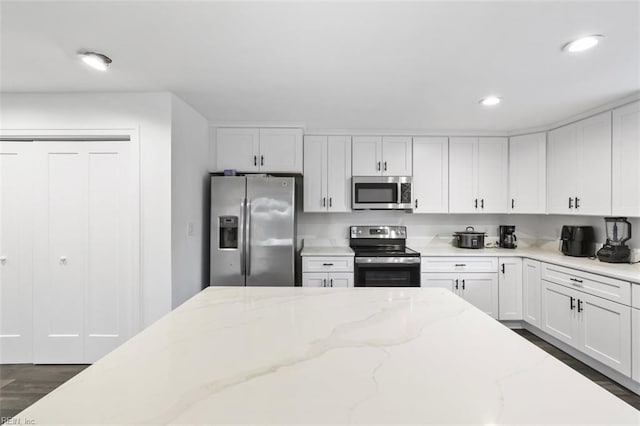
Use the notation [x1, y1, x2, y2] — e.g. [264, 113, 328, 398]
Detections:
[522, 323, 640, 396]
[499, 320, 525, 329]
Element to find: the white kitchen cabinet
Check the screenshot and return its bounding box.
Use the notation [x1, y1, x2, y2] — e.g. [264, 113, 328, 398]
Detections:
[449, 137, 508, 213]
[509, 133, 546, 213]
[215, 128, 260, 172]
[412, 137, 448, 213]
[352, 136, 412, 176]
[498, 257, 523, 320]
[32, 141, 136, 364]
[541, 279, 632, 376]
[612, 101, 640, 217]
[547, 112, 612, 216]
[302, 255, 354, 287]
[302, 272, 353, 288]
[522, 259, 542, 327]
[632, 308, 640, 383]
[422, 272, 499, 319]
[303, 136, 352, 213]
[0, 142, 34, 363]
[215, 128, 303, 173]
[302, 272, 327, 288]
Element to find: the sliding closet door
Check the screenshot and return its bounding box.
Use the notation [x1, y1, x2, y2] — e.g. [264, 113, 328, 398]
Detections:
[0, 142, 34, 363]
[33, 141, 136, 363]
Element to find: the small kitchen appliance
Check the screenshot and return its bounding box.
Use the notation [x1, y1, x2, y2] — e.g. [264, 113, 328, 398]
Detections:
[499, 225, 517, 249]
[560, 225, 595, 257]
[453, 226, 486, 249]
[351, 176, 413, 210]
[350, 226, 421, 287]
[596, 217, 632, 263]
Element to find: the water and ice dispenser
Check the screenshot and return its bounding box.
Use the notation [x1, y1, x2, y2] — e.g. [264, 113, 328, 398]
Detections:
[219, 216, 238, 249]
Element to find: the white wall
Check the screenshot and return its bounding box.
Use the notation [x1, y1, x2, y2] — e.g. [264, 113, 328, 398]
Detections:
[298, 211, 640, 250]
[170, 95, 209, 308]
[0, 92, 173, 327]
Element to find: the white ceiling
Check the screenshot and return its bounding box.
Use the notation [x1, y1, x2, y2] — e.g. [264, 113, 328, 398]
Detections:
[1, 1, 639, 132]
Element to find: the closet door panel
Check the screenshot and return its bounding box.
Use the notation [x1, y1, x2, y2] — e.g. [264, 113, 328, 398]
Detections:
[34, 144, 88, 363]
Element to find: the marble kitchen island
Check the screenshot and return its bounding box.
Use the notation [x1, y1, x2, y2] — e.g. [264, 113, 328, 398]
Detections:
[15, 287, 640, 425]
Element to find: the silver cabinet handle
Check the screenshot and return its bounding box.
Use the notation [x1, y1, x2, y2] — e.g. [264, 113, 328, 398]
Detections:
[246, 199, 252, 276]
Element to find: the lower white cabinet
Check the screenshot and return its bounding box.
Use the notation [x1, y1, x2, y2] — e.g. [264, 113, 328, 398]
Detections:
[522, 259, 542, 327]
[498, 257, 523, 320]
[303, 272, 353, 288]
[541, 280, 631, 376]
[422, 272, 499, 319]
[633, 308, 640, 383]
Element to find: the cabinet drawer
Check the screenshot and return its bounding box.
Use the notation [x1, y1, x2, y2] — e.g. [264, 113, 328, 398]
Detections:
[303, 256, 353, 273]
[541, 263, 631, 305]
[421, 257, 498, 273]
[632, 286, 640, 309]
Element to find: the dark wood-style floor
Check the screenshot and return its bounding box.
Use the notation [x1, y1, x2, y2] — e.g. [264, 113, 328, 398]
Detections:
[1, 330, 638, 423]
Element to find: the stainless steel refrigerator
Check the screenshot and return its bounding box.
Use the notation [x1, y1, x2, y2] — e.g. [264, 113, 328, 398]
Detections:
[210, 175, 296, 286]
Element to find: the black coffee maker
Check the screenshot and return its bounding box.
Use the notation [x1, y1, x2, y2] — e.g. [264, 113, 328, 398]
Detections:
[499, 225, 517, 249]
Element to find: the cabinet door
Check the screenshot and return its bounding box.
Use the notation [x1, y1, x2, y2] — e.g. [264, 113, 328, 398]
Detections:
[412, 137, 448, 213]
[215, 128, 260, 172]
[522, 259, 542, 327]
[326, 136, 352, 212]
[460, 273, 499, 319]
[352, 136, 382, 176]
[547, 124, 577, 214]
[576, 112, 612, 215]
[420, 273, 458, 293]
[577, 292, 631, 376]
[328, 272, 353, 288]
[302, 273, 327, 287]
[303, 136, 327, 212]
[633, 309, 640, 383]
[477, 137, 508, 213]
[612, 101, 640, 217]
[0, 142, 34, 363]
[382, 137, 412, 176]
[541, 280, 579, 348]
[449, 137, 478, 213]
[498, 257, 523, 320]
[509, 133, 546, 213]
[259, 128, 303, 173]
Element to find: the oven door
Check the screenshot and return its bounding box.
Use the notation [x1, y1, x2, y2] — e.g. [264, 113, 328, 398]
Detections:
[354, 258, 421, 287]
[352, 176, 412, 210]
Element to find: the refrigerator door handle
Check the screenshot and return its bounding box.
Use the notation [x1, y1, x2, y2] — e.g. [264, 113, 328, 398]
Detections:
[246, 199, 252, 276]
[240, 198, 247, 276]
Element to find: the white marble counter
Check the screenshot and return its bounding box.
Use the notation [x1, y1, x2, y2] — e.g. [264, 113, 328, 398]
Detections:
[16, 287, 639, 425]
[301, 238, 354, 256]
[415, 245, 640, 284]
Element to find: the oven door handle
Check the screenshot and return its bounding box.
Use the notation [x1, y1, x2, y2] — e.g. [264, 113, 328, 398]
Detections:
[355, 257, 421, 264]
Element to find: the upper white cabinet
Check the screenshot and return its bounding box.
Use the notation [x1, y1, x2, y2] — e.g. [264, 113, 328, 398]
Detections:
[303, 136, 352, 212]
[547, 112, 612, 215]
[352, 136, 412, 176]
[612, 101, 640, 217]
[214, 128, 303, 173]
[449, 137, 508, 213]
[509, 133, 546, 214]
[412, 137, 448, 213]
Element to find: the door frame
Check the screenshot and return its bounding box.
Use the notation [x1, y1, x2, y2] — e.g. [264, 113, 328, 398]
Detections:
[0, 128, 142, 334]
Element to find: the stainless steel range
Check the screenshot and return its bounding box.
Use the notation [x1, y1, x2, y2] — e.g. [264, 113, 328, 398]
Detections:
[350, 225, 421, 287]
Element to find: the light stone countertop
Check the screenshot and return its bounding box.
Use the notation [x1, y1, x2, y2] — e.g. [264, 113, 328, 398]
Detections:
[15, 287, 640, 425]
[300, 238, 354, 256]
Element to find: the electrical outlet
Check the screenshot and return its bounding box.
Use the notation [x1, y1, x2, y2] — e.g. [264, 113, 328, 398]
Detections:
[187, 222, 195, 237]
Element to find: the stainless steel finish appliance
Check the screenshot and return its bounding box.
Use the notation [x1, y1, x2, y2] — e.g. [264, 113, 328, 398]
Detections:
[499, 225, 517, 249]
[352, 176, 413, 210]
[210, 175, 295, 286]
[560, 225, 595, 257]
[350, 225, 421, 287]
[453, 226, 486, 249]
[597, 217, 632, 263]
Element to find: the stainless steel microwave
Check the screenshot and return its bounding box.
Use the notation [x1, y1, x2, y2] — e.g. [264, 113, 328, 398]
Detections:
[352, 176, 413, 210]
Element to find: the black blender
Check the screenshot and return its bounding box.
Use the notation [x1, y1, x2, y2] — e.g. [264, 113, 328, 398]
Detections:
[596, 217, 632, 263]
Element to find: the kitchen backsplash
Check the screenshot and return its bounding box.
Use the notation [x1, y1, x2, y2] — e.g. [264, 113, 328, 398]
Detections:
[297, 211, 640, 250]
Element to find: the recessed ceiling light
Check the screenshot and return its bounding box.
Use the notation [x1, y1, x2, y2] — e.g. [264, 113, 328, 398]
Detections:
[562, 35, 604, 53]
[479, 96, 501, 107]
[78, 51, 112, 71]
